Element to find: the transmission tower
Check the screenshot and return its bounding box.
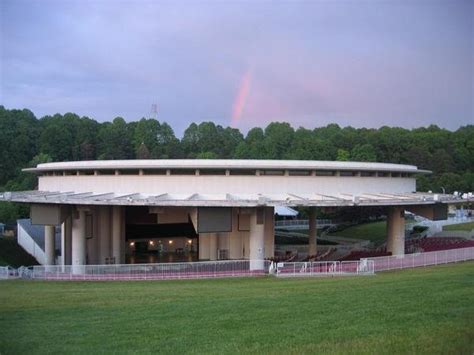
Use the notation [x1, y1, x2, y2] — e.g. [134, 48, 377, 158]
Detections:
[150, 103, 158, 120]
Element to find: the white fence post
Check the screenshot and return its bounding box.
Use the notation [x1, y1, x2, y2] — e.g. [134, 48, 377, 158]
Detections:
[7, 247, 474, 281]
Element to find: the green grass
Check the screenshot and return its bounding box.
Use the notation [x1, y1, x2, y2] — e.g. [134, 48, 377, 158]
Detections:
[443, 222, 474, 232]
[328, 220, 388, 243]
[1, 262, 473, 354]
[0, 237, 38, 267]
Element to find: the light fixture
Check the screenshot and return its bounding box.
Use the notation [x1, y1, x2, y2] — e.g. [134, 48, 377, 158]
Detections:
[130, 242, 135, 247]
[187, 240, 192, 244]
[149, 241, 154, 246]
[168, 240, 173, 244]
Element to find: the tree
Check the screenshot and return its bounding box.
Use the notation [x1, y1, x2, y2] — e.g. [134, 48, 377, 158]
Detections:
[351, 144, 377, 162]
[136, 143, 151, 159]
[262, 122, 295, 159]
[234, 128, 265, 159]
[97, 117, 133, 159]
[336, 149, 350, 161]
[182, 122, 242, 158]
[197, 151, 218, 159]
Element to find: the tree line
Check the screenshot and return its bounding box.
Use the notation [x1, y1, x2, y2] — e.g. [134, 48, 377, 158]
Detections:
[0, 106, 473, 222]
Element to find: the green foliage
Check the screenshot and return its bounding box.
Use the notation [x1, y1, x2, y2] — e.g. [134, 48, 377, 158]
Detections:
[0, 263, 472, 353]
[0, 202, 29, 224]
[350, 143, 377, 162]
[336, 148, 350, 161]
[0, 105, 473, 222]
[182, 122, 243, 158]
[0, 237, 38, 267]
[136, 142, 151, 159]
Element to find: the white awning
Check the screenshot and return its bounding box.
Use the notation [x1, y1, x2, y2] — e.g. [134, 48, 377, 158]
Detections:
[275, 206, 299, 216]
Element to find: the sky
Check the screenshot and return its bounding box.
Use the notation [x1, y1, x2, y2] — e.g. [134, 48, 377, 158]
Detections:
[1, 0, 473, 135]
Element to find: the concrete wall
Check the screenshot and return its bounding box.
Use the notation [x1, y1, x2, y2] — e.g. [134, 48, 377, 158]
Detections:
[39, 175, 416, 197]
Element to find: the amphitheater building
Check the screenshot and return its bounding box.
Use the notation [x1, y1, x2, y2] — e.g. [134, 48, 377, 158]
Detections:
[0, 159, 464, 269]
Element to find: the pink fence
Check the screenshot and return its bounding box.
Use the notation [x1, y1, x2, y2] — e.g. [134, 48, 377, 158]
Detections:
[367, 247, 474, 271]
[23, 260, 270, 281]
[273, 260, 374, 277]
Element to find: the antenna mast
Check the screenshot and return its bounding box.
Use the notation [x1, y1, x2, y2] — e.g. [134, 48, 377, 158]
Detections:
[150, 103, 158, 120]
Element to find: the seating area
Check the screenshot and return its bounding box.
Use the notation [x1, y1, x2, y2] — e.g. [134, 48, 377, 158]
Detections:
[406, 237, 474, 252]
[339, 250, 391, 261]
[303, 248, 337, 262]
[268, 252, 298, 263]
[341, 236, 474, 261]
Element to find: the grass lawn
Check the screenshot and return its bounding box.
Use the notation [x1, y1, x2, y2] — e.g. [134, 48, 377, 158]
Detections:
[328, 220, 388, 243]
[1, 262, 473, 354]
[443, 222, 474, 232]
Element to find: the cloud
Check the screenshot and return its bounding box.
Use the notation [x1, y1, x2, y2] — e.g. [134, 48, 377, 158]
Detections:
[1, 0, 472, 135]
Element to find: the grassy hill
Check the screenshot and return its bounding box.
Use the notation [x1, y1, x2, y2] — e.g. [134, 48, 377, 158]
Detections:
[443, 221, 474, 232]
[0, 236, 38, 267]
[1, 262, 472, 354]
[327, 220, 388, 243]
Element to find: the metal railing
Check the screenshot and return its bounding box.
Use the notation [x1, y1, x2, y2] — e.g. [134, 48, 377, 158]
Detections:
[274, 219, 333, 228]
[272, 260, 374, 277]
[0, 266, 17, 280]
[367, 247, 474, 272]
[5, 248, 473, 282]
[24, 260, 271, 281]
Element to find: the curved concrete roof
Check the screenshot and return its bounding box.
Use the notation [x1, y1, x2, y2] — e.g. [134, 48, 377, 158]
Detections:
[24, 159, 430, 173]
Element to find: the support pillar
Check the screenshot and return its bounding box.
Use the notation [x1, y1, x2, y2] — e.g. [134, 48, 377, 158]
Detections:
[387, 206, 405, 256]
[44, 225, 55, 265]
[199, 234, 210, 260]
[249, 208, 265, 270]
[308, 207, 317, 257]
[72, 209, 86, 273]
[98, 206, 111, 264]
[111, 206, 123, 264]
[264, 207, 275, 258]
[229, 208, 243, 259]
[209, 233, 217, 261]
[61, 216, 72, 265]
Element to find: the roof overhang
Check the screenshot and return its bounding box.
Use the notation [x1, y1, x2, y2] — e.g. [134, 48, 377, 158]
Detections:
[22, 159, 431, 174]
[1, 190, 470, 208]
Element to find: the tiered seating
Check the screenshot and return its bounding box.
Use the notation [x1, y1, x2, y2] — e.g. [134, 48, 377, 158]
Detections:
[343, 237, 474, 261]
[407, 237, 474, 252]
[339, 250, 391, 261]
[303, 248, 337, 262]
[268, 252, 298, 263]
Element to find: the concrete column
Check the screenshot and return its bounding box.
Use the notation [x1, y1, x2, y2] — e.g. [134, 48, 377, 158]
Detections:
[87, 208, 99, 265]
[249, 208, 265, 270]
[72, 209, 86, 272]
[199, 234, 210, 260]
[229, 208, 243, 259]
[61, 216, 72, 265]
[209, 233, 217, 260]
[387, 206, 405, 256]
[98, 206, 111, 264]
[120, 207, 126, 264]
[44, 225, 55, 265]
[308, 207, 317, 257]
[264, 207, 275, 258]
[111, 206, 123, 264]
[217, 232, 228, 259]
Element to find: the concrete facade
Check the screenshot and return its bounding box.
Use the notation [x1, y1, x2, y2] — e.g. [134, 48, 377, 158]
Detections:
[37, 175, 417, 199]
[2, 159, 465, 268]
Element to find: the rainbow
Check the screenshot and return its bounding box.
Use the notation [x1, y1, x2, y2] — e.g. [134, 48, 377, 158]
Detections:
[231, 70, 251, 126]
